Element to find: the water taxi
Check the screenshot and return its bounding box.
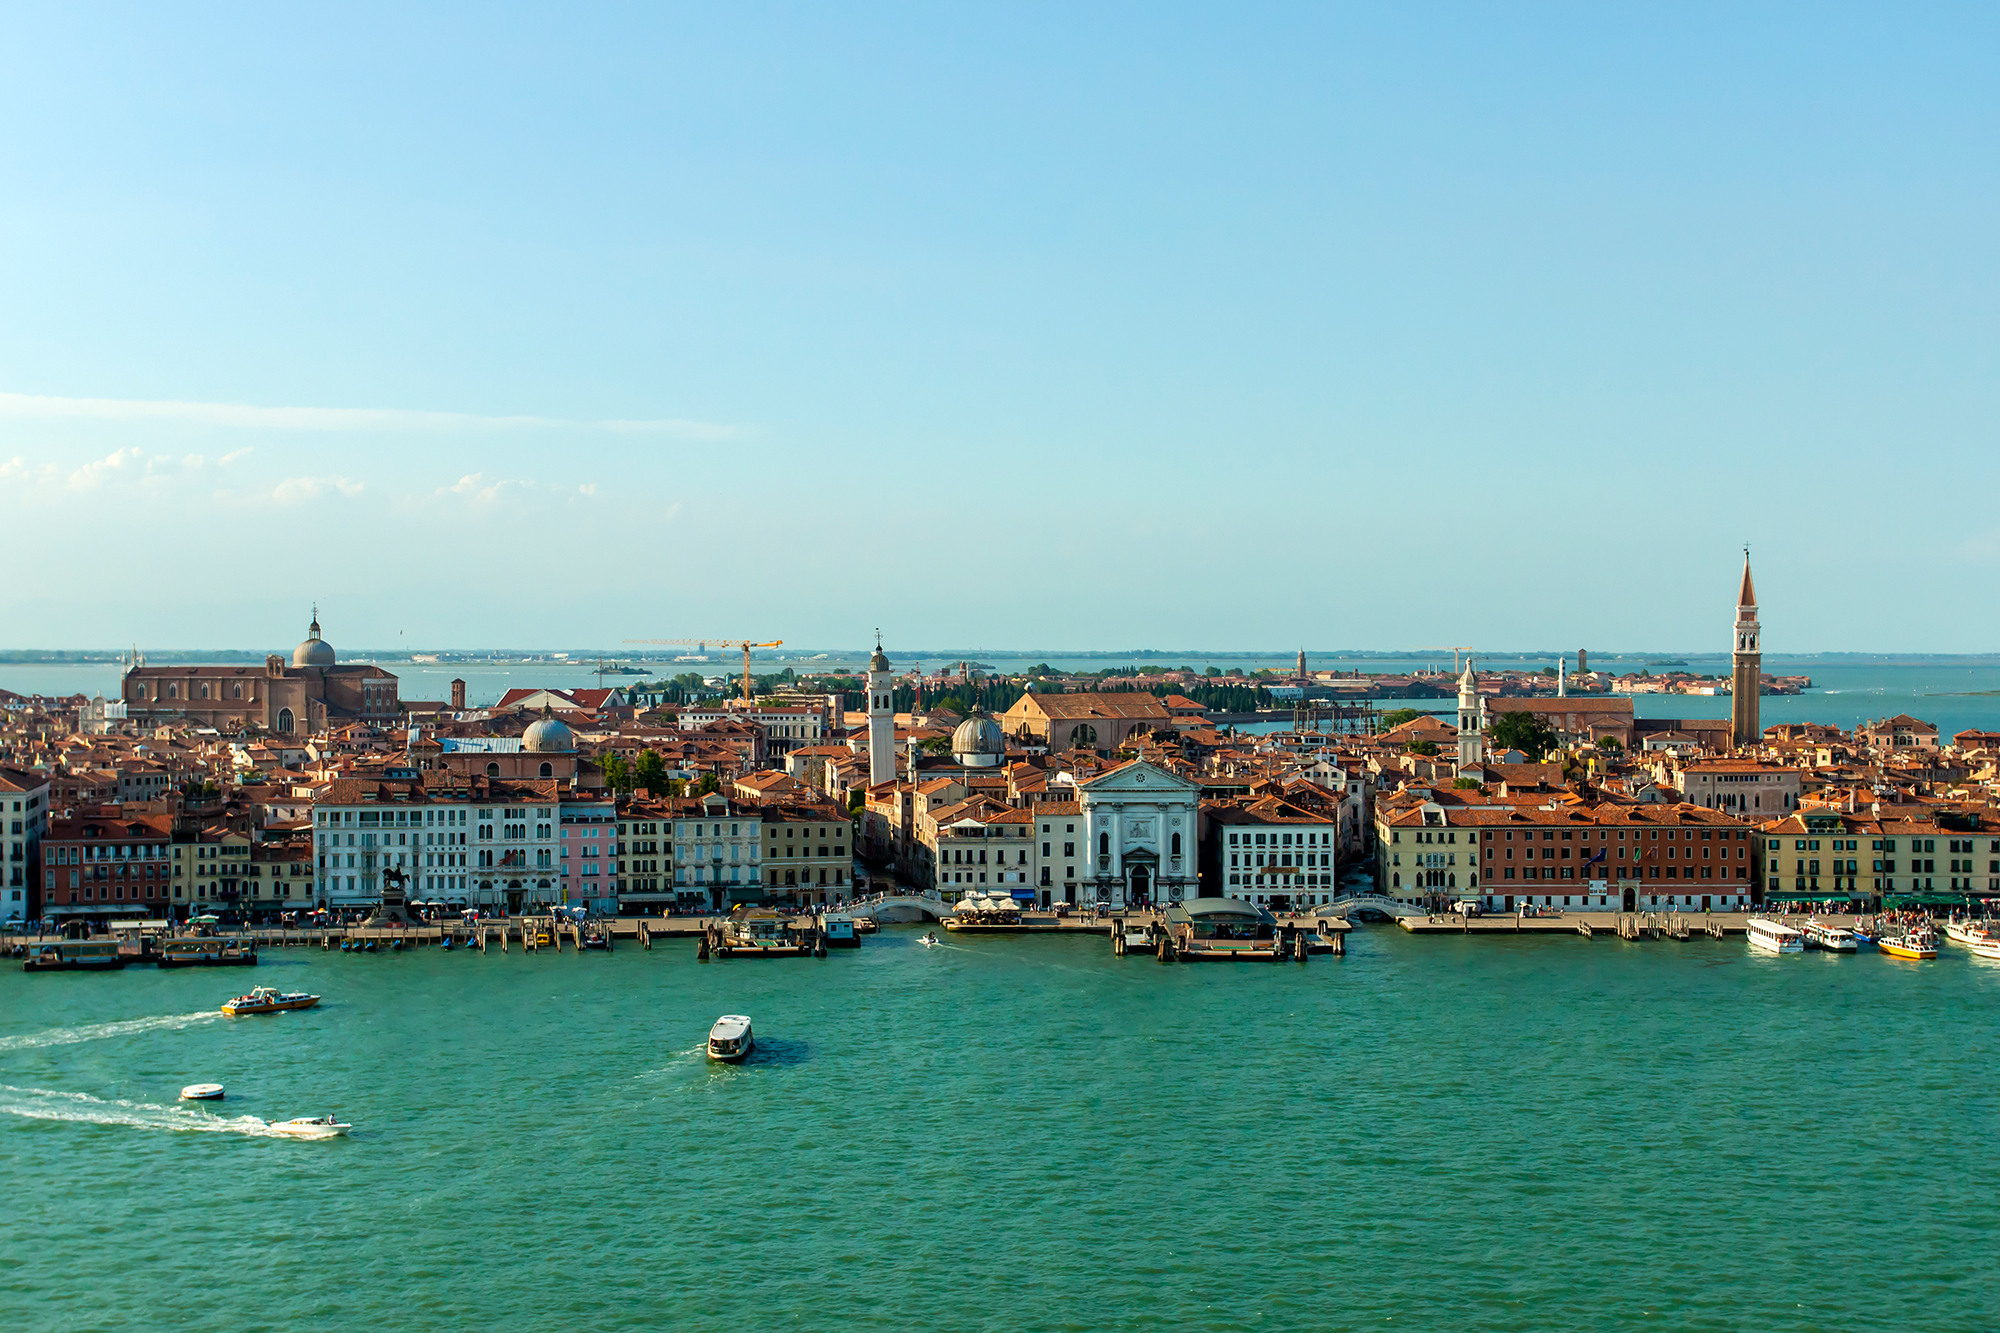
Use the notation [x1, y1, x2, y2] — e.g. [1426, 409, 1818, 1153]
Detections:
[1798, 919, 1856, 952]
[1878, 928, 1938, 960]
[1746, 917, 1805, 954]
[918, 932, 942, 947]
[269, 1115, 352, 1138]
[1160, 898, 1287, 960]
[221, 987, 321, 1016]
[707, 1015, 754, 1063]
[180, 1083, 226, 1100]
[22, 940, 127, 972]
[819, 913, 860, 948]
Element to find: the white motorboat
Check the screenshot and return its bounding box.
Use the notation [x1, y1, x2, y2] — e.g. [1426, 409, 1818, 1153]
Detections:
[1798, 919, 1856, 952]
[180, 1083, 225, 1101]
[707, 1014, 754, 1063]
[1942, 919, 1998, 948]
[1747, 917, 1804, 955]
[918, 933, 941, 947]
[269, 1116, 351, 1138]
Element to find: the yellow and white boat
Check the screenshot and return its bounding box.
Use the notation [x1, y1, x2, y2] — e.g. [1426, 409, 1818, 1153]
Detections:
[1877, 928, 1937, 960]
[221, 987, 321, 1016]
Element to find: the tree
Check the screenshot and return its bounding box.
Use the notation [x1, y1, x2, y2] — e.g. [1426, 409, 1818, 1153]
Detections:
[1489, 711, 1559, 759]
[1405, 739, 1439, 756]
[1379, 708, 1424, 729]
[1596, 737, 1624, 753]
[634, 749, 669, 796]
[695, 772, 720, 796]
[1204, 667, 1222, 677]
[601, 753, 633, 792]
[1453, 777, 1484, 791]
[847, 789, 866, 816]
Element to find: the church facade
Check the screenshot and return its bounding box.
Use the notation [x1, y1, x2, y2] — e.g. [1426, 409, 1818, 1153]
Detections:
[1077, 759, 1201, 908]
[120, 612, 401, 735]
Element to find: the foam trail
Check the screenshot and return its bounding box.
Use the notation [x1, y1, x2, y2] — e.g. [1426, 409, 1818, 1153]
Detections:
[0, 1011, 219, 1052]
[0, 1085, 275, 1137]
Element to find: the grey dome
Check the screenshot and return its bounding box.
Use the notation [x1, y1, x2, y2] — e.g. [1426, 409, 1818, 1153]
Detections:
[868, 647, 892, 673]
[523, 708, 576, 753]
[292, 614, 336, 667]
[951, 713, 1005, 766]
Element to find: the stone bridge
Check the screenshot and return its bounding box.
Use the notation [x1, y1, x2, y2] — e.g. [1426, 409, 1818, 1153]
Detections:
[845, 892, 951, 924]
[1323, 893, 1426, 920]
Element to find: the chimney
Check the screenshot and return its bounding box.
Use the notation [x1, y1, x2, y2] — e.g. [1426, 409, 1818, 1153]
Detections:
[451, 678, 466, 710]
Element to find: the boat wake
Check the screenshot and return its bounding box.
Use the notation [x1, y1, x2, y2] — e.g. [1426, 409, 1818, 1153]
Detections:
[0, 1085, 278, 1137]
[0, 1010, 220, 1052]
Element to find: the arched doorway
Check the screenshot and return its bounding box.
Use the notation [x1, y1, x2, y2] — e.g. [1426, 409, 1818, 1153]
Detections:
[1129, 865, 1150, 906]
[1622, 886, 1635, 911]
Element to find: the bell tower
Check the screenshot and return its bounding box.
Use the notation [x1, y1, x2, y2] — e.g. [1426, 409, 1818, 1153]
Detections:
[866, 631, 896, 788]
[1731, 550, 1762, 749]
[1456, 657, 1484, 773]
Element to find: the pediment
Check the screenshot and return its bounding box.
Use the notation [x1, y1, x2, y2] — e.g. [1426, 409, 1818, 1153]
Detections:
[1078, 760, 1198, 798]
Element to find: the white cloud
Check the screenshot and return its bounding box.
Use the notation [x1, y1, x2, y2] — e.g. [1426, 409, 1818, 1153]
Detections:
[66, 447, 147, 489]
[577, 483, 598, 497]
[270, 476, 366, 505]
[0, 391, 738, 438]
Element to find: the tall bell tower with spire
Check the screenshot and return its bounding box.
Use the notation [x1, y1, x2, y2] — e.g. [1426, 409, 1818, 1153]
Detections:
[1456, 656, 1485, 774]
[866, 631, 896, 789]
[1731, 550, 1762, 750]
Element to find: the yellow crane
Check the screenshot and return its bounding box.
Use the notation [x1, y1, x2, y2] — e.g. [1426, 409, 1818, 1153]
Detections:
[1410, 646, 1476, 674]
[623, 638, 784, 702]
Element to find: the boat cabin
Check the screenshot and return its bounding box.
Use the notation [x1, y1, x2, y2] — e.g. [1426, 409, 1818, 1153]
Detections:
[1162, 897, 1280, 958]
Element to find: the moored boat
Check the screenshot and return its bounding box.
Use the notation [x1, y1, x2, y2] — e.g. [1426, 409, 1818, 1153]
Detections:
[1941, 919, 1998, 948]
[157, 936, 258, 969]
[22, 940, 127, 972]
[819, 913, 860, 948]
[269, 1115, 351, 1138]
[221, 987, 321, 1016]
[180, 1083, 226, 1100]
[1799, 919, 1857, 952]
[707, 1014, 754, 1063]
[1878, 927, 1938, 960]
[1747, 917, 1805, 955]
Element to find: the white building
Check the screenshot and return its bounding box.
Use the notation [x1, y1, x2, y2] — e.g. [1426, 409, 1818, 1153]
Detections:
[672, 791, 765, 909]
[313, 773, 574, 914]
[0, 767, 50, 924]
[1456, 659, 1486, 774]
[867, 638, 896, 789]
[1077, 759, 1201, 908]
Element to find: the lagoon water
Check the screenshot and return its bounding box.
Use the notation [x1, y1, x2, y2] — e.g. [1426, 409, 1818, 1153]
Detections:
[4, 927, 1996, 1332]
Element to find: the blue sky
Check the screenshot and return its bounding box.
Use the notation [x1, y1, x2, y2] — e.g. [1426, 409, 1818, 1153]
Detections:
[1, 4, 1995, 652]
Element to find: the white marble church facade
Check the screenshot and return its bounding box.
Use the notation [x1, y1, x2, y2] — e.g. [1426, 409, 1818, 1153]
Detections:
[1078, 760, 1200, 908]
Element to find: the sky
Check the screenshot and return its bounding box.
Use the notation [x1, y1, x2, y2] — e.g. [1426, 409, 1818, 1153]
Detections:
[1, 4, 1996, 654]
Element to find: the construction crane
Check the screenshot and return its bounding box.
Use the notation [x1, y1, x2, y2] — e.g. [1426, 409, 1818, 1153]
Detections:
[1410, 646, 1476, 675]
[623, 638, 783, 702]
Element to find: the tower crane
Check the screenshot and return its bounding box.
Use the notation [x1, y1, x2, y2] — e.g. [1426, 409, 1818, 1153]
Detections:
[623, 638, 784, 703]
[1409, 646, 1476, 675]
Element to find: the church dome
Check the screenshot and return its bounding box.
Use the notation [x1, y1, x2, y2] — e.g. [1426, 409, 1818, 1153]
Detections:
[951, 712, 1005, 767]
[523, 707, 576, 753]
[868, 647, 892, 673]
[292, 613, 336, 667]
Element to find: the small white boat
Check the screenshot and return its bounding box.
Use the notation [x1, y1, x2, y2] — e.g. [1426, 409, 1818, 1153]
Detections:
[918, 933, 941, 947]
[1962, 936, 2000, 961]
[1747, 917, 1804, 955]
[1799, 919, 1856, 952]
[269, 1115, 351, 1138]
[707, 1015, 753, 1063]
[180, 1083, 225, 1101]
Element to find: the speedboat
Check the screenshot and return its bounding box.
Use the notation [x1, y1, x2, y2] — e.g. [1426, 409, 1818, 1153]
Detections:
[180, 1083, 226, 1101]
[269, 1116, 351, 1138]
[1878, 928, 1938, 960]
[919, 932, 941, 947]
[707, 1015, 754, 1063]
[221, 987, 321, 1016]
[1798, 919, 1857, 952]
[1746, 917, 1804, 955]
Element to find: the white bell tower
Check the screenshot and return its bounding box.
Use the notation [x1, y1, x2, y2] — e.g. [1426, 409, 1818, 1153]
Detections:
[1456, 657, 1484, 774]
[866, 631, 895, 789]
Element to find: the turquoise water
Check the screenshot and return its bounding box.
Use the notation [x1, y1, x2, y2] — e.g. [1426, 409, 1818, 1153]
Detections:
[3, 927, 1996, 1332]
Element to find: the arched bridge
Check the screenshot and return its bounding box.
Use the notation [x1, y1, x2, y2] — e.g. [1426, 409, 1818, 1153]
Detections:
[1323, 894, 1426, 920]
[845, 892, 950, 923]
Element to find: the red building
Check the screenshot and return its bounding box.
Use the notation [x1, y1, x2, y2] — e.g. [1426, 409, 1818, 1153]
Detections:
[43, 809, 175, 918]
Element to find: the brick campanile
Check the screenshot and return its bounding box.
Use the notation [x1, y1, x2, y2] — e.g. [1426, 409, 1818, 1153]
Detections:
[1730, 553, 1761, 749]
